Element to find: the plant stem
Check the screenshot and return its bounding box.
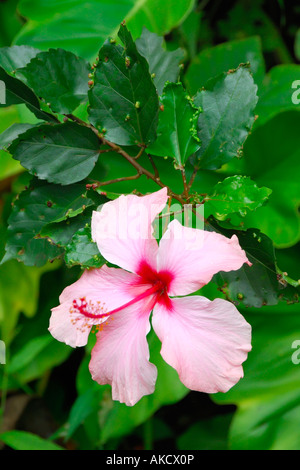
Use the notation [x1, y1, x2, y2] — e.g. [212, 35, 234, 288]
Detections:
[143, 417, 153, 450]
[181, 167, 190, 200]
[147, 154, 160, 180]
[187, 165, 200, 192]
[65, 114, 187, 205]
[89, 173, 142, 188]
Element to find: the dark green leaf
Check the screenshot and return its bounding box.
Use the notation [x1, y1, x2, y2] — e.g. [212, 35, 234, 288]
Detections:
[177, 414, 233, 450]
[214, 227, 280, 308]
[2, 181, 95, 267]
[64, 226, 104, 268]
[218, 1, 293, 62]
[65, 384, 102, 440]
[9, 122, 101, 185]
[147, 82, 200, 166]
[17, 48, 90, 114]
[88, 25, 159, 146]
[0, 66, 56, 122]
[0, 123, 35, 150]
[194, 65, 258, 170]
[0, 45, 40, 74]
[40, 211, 93, 247]
[136, 28, 184, 95]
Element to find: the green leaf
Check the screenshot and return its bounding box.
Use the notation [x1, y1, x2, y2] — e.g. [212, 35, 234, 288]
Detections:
[213, 223, 300, 306]
[14, 0, 195, 61]
[0, 259, 58, 343]
[0, 66, 56, 122]
[5, 333, 71, 388]
[178, 9, 202, 60]
[214, 228, 280, 308]
[0, 123, 35, 150]
[0, 107, 24, 180]
[0, 0, 23, 47]
[64, 226, 105, 268]
[177, 414, 233, 450]
[213, 302, 300, 450]
[6, 340, 71, 390]
[7, 335, 53, 374]
[2, 181, 95, 267]
[194, 65, 258, 170]
[217, 1, 293, 63]
[17, 49, 90, 114]
[136, 28, 184, 95]
[0, 45, 40, 74]
[147, 82, 200, 166]
[40, 211, 93, 247]
[0, 431, 63, 450]
[205, 175, 272, 222]
[9, 122, 101, 185]
[88, 25, 159, 147]
[242, 111, 300, 248]
[65, 384, 101, 440]
[255, 65, 300, 126]
[124, 0, 195, 40]
[185, 36, 265, 95]
[296, 29, 300, 61]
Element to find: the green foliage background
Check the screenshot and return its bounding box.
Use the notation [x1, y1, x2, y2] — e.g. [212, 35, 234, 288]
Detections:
[0, 0, 299, 451]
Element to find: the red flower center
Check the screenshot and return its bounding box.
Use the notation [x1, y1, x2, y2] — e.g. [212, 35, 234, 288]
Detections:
[71, 262, 173, 322]
[136, 260, 173, 309]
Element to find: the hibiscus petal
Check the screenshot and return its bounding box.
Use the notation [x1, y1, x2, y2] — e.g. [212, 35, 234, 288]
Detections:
[152, 296, 251, 394]
[158, 219, 250, 295]
[89, 296, 157, 406]
[91, 188, 168, 273]
[49, 265, 141, 348]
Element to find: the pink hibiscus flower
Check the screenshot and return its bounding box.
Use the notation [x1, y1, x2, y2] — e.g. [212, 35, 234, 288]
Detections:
[49, 188, 252, 406]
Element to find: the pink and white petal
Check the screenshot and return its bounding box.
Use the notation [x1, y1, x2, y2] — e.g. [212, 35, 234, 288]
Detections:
[49, 265, 142, 348]
[158, 219, 250, 296]
[89, 296, 157, 406]
[58, 265, 144, 304]
[152, 296, 252, 394]
[91, 188, 168, 273]
[49, 304, 94, 348]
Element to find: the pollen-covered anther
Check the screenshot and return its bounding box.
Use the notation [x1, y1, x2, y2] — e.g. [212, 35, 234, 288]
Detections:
[70, 297, 109, 329]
